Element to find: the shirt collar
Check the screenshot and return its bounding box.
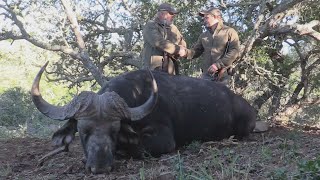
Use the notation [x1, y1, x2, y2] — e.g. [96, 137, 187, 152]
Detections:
[207, 21, 223, 34]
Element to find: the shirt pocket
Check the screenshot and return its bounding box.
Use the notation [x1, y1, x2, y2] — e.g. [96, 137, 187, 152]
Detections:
[201, 36, 211, 47]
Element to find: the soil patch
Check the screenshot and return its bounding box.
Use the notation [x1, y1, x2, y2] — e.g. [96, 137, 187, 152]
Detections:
[1, 126, 319, 179]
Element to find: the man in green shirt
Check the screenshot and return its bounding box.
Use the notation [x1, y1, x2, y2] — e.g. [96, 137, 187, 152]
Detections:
[142, 3, 187, 75]
[185, 7, 240, 83]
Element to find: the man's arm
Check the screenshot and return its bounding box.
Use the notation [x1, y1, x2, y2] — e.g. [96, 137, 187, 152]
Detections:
[143, 22, 181, 55]
[185, 35, 204, 59]
[175, 29, 187, 57]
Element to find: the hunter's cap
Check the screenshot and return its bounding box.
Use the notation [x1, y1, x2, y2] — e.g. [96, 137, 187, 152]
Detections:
[158, 3, 179, 14]
[199, 7, 221, 17]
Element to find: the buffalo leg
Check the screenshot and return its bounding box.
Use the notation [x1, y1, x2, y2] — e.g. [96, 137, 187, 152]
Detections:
[141, 125, 175, 157]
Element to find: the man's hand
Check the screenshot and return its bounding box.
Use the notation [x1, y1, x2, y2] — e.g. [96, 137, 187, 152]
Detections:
[178, 46, 187, 57]
[207, 64, 218, 74]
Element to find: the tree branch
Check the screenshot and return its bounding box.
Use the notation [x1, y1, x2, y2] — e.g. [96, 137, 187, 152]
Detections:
[100, 51, 142, 68]
[60, 0, 85, 50]
[60, 0, 106, 86]
[270, 0, 305, 15]
[263, 20, 320, 41]
[239, 2, 267, 60]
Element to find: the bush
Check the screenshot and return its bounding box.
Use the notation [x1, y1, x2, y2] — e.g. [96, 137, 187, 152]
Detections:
[0, 87, 62, 138]
[0, 87, 33, 126]
[295, 156, 320, 179]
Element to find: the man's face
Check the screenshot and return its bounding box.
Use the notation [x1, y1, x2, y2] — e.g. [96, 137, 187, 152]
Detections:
[203, 14, 219, 27]
[160, 11, 175, 26]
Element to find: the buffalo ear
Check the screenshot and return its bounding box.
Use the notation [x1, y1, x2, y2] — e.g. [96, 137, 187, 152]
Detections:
[52, 118, 77, 147]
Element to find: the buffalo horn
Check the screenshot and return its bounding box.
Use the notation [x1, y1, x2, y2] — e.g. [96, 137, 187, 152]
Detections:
[31, 62, 77, 120]
[128, 70, 158, 121]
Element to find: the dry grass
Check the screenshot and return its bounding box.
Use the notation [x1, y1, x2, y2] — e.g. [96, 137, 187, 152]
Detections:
[1, 125, 320, 179]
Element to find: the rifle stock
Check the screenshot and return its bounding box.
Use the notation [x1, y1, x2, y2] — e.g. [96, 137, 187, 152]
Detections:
[162, 52, 180, 75]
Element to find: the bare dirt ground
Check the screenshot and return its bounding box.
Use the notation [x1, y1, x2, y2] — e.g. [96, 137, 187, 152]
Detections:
[1, 125, 320, 180]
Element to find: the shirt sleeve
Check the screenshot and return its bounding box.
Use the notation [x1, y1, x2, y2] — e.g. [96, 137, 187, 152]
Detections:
[179, 36, 187, 48]
[215, 28, 240, 69]
[186, 35, 204, 59]
[177, 30, 187, 48]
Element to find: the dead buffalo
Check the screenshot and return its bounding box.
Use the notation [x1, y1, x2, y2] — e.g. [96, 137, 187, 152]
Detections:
[31, 62, 256, 174]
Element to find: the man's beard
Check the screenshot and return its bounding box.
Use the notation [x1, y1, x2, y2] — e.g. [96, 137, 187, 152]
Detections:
[162, 19, 173, 26]
[204, 21, 210, 27]
[204, 21, 219, 29]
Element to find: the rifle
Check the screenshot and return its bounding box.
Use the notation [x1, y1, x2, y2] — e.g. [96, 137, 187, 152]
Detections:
[162, 52, 180, 75]
[161, 25, 180, 75]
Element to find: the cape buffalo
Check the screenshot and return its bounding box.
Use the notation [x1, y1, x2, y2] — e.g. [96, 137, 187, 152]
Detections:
[31, 62, 256, 174]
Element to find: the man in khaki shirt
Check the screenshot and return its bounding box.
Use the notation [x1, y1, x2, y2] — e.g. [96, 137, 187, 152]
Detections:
[142, 3, 187, 75]
[185, 7, 240, 83]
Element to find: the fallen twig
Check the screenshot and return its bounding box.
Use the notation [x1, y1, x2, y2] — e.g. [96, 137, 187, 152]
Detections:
[38, 145, 68, 166]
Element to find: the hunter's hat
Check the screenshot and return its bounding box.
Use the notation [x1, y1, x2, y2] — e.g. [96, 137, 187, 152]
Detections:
[199, 7, 221, 17]
[158, 3, 179, 14]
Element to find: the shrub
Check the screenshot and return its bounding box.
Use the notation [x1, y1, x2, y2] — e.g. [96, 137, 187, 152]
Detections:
[0, 87, 62, 138]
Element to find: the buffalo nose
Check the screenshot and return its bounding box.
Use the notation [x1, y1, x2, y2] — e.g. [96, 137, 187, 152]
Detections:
[86, 166, 112, 174]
